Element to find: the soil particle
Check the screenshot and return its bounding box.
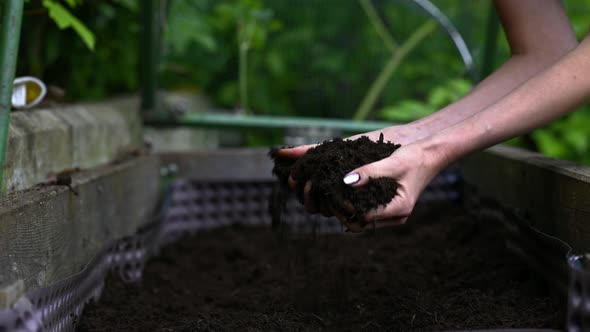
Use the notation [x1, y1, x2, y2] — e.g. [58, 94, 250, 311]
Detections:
[77, 203, 564, 332]
[270, 135, 400, 224]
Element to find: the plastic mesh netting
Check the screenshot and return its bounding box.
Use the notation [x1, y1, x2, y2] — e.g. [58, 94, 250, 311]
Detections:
[0, 170, 461, 332]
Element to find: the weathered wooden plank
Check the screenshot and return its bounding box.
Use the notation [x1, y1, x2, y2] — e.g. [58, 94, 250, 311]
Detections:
[463, 145, 590, 252]
[3, 97, 144, 192]
[0, 155, 160, 307]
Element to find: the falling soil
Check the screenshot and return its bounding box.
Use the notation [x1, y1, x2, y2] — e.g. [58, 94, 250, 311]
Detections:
[77, 203, 564, 332]
[271, 135, 401, 225]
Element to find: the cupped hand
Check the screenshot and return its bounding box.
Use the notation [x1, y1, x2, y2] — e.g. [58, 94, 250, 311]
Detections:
[347, 124, 427, 146]
[275, 143, 315, 189]
[276, 124, 441, 224]
[276, 143, 316, 159]
[276, 143, 319, 213]
[340, 141, 447, 232]
[277, 123, 421, 159]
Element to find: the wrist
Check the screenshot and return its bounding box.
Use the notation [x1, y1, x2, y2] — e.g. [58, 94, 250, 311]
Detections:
[384, 123, 431, 146]
[413, 134, 457, 172]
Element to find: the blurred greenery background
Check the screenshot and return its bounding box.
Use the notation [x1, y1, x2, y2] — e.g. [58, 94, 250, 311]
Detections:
[15, 0, 590, 164]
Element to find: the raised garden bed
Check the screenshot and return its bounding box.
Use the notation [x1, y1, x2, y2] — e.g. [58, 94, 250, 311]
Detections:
[77, 202, 564, 331]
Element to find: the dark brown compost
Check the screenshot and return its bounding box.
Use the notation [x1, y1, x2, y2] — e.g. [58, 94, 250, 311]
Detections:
[270, 135, 400, 224]
[77, 203, 564, 332]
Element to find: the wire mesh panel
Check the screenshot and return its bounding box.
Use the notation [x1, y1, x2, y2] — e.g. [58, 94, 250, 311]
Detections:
[160, 166, 462, 242]
[568, 255, 590, 332]
[159, 180, 344, 244]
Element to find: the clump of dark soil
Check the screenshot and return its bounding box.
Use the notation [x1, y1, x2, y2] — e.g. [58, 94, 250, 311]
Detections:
[77, 204, 564, 332]
[270, 135, 400, 224]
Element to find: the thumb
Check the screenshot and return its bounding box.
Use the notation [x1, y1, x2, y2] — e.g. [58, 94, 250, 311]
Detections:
[277, 144, 317, 158]
[342, 157, 402, 187]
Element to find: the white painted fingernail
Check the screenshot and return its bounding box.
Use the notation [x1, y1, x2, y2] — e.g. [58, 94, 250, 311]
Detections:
[343, 172, 360, 185]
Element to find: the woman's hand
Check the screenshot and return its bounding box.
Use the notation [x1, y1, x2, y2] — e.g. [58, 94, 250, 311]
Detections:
[278, 124, 424, 159]
[346, 124, 428, 146]
[277, 124, 422, 214]
[278, 125, 413, 158]
[277, 125, 448, 227]
[338, 140, 447, 232]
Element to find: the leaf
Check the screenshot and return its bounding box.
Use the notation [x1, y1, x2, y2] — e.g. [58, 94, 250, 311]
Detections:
[427, 78, 471, 108]
[217, 82, 239, 106]
[379, 100, 435, 122]
[531, 130, 571, 159]
[563, 129, 588, 153]
[43, 0, 96, 51]
[266, 51, 286, 76]
[112, 0, 139, 11]
[166, 1, 218, 53]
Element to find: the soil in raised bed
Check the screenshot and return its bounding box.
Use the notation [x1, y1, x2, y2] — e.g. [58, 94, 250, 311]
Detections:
[77, 204, 564, 332]
[270, 135, 400, 225]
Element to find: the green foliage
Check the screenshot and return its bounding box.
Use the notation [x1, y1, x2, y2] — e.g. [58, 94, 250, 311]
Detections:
[162, 0, 281, 112]
[380, 100, 434, 122]
[529, 2, 590, 165]
[18, 0, 140, 100]
[214, 0, 280, 50]
[379, 78, 471, 122]
[165, 1, 217, 54]
[162, 0, 476, 120]
[217, 0, 281, 113]
[532, 109, 590, 165]
[11, 0, 590, 164]
[495, 1, 590, 165]
[42, 0, 95, 50]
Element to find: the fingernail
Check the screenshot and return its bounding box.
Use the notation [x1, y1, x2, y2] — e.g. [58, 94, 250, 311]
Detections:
[343, 172, 360, 185]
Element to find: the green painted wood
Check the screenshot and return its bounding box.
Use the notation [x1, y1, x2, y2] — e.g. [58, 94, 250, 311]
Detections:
[148, 112, 394, 134]
[0, 0, 24, 190]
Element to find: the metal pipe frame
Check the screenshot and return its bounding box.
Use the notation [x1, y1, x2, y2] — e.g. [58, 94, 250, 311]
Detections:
[0, 0, 24, 191]
[145, 112, 394, 135]
[140, 0, 160, 114]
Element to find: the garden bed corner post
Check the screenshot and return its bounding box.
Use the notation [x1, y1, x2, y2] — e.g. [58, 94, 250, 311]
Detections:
[140, 0, 164, 118]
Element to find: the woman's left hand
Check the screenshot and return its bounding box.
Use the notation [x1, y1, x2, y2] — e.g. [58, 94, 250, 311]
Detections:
[338, 140, 447, 232]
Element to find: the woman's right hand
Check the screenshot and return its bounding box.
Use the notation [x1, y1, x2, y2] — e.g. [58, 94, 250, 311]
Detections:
[277, 123, 424, 159]
[276, 123, 428, 215]
[346, 123, 428, 146]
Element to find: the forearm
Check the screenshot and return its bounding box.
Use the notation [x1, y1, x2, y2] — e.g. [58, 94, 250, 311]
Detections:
[425, 35, 590, 167]
[410, 51, 572, 137]
[354, 50, 573, 145]
[349, 53, 568, 145]
[358, 45, 576, 144]
[403, 0, 577, 141]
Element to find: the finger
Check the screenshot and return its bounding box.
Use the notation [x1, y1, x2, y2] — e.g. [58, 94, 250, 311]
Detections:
[344, 217, 406, 233]
[362, 217, 408, 231]
[277, 144, 317, 158]
[288, 163, 304, 189]
[342, 156, 403, 188]
[303, 181, 317, 213]
[340, 200, 355, 214]
[344, 221, 365, 233]
[319, 203, 334, 217]
[288, 175, 296, 189]
[345, 131, 382, 143]
[328, 208, 358, 232]
[331, 207, 349, 224]
[364, 194, 413, 222]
